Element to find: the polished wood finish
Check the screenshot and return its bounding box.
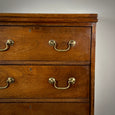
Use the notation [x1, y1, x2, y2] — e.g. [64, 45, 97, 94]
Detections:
[0, 98, 89, 103]
[90, 23, 96, 115]
[0, 22, 93, 26]
[0, 66, 89, 99]
[0, 26, 91, 62]
[0, 14, 98, 115]
[0, 13, 97, 17]
[0, 60, 90, 65]
[0, 103, 89, 115]
[0, 13, 97, 23]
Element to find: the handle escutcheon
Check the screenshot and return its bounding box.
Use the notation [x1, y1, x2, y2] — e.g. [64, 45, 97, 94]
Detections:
[48, 77, 76, 90]
[49, 40, 76, 52]
[0, 39, 14, 52]
[0, 77, 15, 89]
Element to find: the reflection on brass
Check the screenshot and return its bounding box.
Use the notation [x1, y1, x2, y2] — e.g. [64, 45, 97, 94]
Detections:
[0, 39, 14, 52]
[0, 77, 15, 89]
[48, 77, 76, 89]
[49, 40, 76, 52]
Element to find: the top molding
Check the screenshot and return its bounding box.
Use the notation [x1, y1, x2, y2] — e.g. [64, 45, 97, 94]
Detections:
[0, 13, 98, 23]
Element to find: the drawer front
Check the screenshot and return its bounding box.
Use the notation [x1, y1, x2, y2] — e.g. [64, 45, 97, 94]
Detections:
[0, 103, 89, 115]
[0, 26, 91, 62]
[0, 66, 89, 99]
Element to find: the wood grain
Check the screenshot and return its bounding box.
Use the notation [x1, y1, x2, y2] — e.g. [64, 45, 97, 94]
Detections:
[0, 98, 89, 103]
[0, 26, 91, 62]
[0, 22, 93, 26]
[90, 23, 96, 115]
[0, 14, 98, 115]
[0, 13, 97, 18]
[0, 103, 89, 115]
[0, 13, 98, 23]
[0, 60, 90, 65]
[0, 65, 89, 99]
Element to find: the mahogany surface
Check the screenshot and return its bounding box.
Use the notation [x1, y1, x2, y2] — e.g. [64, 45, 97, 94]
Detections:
[0, 65, 89, 99]
[0, 103, 89, 115]
[0, 26, 91, 62]
[0, 13, 98, 115]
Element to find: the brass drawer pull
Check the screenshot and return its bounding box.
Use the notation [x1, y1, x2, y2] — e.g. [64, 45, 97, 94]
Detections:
[49, 40, 76, 52]
[0, 77, 15, 89]
[0, 39, 14, 52]
[48, 77, 76, 89]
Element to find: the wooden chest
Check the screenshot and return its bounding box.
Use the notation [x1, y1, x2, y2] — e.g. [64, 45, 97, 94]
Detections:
[0, 14, 98, 115]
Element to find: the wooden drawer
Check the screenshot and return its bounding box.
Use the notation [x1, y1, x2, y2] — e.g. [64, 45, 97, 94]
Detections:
[0, 66, 89, 99]
[0, 26, 91, 62]
[0, 13, 98, 115]
[0, 103, 89, 115]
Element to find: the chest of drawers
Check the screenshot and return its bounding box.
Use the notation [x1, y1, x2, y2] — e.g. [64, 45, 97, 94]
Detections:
[0, 14, 98, 115]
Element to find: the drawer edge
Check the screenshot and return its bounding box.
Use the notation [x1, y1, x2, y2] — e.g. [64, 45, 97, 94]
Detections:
[0, 98, 89, 103]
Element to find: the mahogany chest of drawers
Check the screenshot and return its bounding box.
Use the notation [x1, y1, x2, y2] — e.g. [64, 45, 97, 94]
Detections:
[0, 14, 98, 115]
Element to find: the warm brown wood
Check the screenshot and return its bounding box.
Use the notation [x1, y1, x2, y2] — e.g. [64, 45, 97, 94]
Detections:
[0, 66, 89, 99]
[0, 26, 91, 62]
[0, 13, 97, 18]
[0, 14, 98, 115]
[0, 17, 97, 23]
[0, 103, 89, 115]
[0, 98, 89, 103]
[0, 22, 93, 26]
[90, 23, 96, 115]
[0, 60, 90, 65]
[0, 13, 98, 23]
